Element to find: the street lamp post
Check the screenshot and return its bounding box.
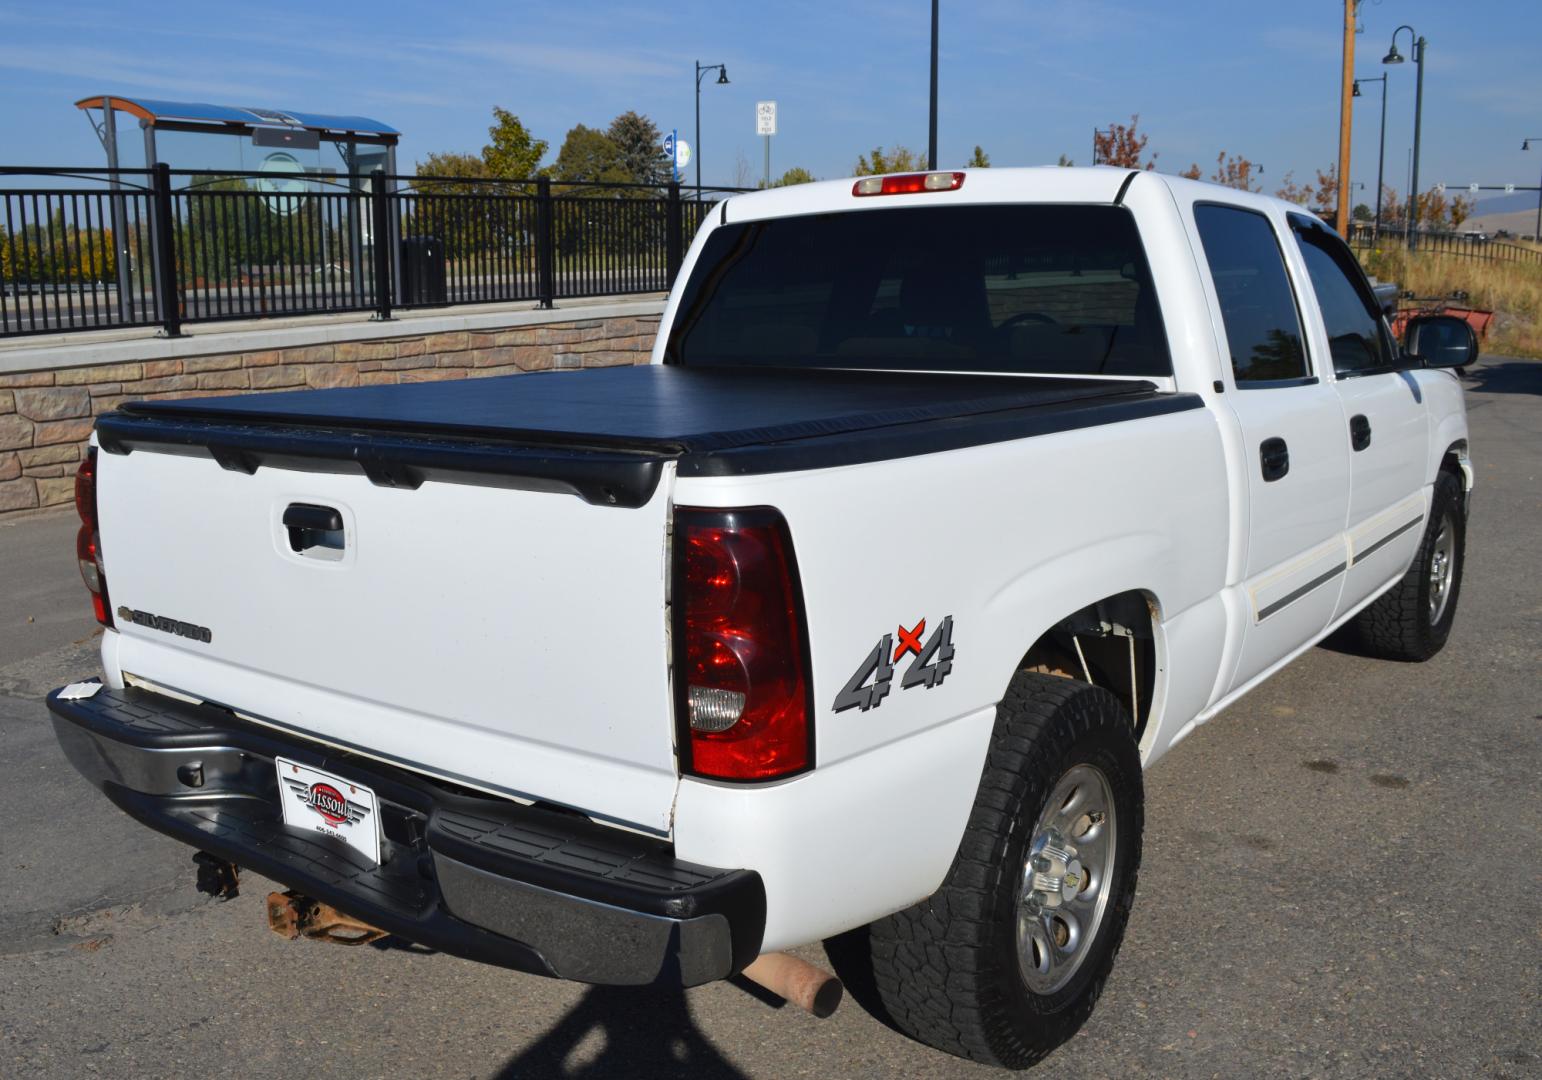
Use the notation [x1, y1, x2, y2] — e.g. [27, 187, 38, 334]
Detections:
[1383, 26, 1426, 249]
[1355, 75, 1388, 241]
[694, 61, 729, 200]
[928, 0, 939, 170]
[1524, 139, 1542, 242]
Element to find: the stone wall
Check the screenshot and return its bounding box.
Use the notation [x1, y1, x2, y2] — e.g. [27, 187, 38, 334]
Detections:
[0, 312, 660, 517]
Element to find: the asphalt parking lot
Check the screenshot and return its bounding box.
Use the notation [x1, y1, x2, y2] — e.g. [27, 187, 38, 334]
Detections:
[1, 356, 1537, 1079]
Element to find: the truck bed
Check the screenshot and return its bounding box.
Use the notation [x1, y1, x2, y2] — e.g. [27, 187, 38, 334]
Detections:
[98, 366, 1200, 506]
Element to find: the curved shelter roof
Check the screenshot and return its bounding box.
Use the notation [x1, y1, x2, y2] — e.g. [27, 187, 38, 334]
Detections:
[76, 96, 398, 140]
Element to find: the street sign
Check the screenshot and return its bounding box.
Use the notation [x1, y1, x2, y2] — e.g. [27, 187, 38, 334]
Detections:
[756, 101, 777, 137]
[1469, 183, 1480, 193]
[663, 132, 675, 158]
[1506, 183, 1516, 194]
[674, 139, 691, 169]
[1435, 182, 1446, 194]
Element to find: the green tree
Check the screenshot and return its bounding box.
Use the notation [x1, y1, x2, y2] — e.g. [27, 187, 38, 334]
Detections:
[607, 111, 670, 187]
[550, 124, 628, 186]
[854, 145, 925, 175]
[1352, 203, 1373, 223]
[768, 166, 816, 187]
[1057, 154, 1075, 167]
[481, 107, 549, 180]
[415, 151, 491, 195]
[965, 145, 991, 168]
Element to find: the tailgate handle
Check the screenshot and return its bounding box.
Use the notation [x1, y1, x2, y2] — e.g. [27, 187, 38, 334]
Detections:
[283, 504, 344, 554]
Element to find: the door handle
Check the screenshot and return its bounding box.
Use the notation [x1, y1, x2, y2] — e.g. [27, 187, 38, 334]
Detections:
[1350, 414, 1372, 451]
[1259, 437, 1290, 482]
[283, 503, 344, 553]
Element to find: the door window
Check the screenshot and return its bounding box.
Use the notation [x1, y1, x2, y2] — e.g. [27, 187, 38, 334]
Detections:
[1193, 204, 1309, 385]
[1288, 214, 1396, 376]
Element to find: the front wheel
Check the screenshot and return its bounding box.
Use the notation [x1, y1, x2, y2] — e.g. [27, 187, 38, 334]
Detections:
[830, 673, 1144, 1069]
[1350, 469, 1466, 661]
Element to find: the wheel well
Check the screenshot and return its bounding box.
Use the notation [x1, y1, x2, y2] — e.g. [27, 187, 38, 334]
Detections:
[1441, 440, 1469, 489]
[1016, 590, 1158, 740]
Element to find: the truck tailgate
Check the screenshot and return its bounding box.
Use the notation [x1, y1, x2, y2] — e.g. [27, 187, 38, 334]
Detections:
[92, 365, 1173, 835]
[94, 444, 680, 834]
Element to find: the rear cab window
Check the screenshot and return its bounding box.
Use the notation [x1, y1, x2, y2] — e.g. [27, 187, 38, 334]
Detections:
[665, 204, 1172, 378]
[1191, 203, 1311, 387]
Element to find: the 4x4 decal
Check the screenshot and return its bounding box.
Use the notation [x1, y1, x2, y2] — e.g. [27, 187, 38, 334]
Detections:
[833, 616, 955, 712]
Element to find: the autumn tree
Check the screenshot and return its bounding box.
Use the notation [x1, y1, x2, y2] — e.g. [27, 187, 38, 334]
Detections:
[966, 145, 991, 168]
[1179, 163, 1202, 180]
[1210, 152, 1262, 192]
[1093, 116, 1157, 170]
[854, 145, 926, 175]
[1274, 171, 1315, 206]
[1311, 164, 1337, 216]
[1415, 187, 1449, 232]
[607, 111, 670, 187]
[1448, 194, 1476, 230]
[1379, 185, 1404, 228]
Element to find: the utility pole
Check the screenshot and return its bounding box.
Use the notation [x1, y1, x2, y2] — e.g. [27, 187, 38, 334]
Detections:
[1335, 0, 1355, 235]
[928, 0, 939, 170]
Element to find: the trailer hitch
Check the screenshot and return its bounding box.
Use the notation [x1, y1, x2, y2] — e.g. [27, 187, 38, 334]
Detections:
[265, 891, 388, 947]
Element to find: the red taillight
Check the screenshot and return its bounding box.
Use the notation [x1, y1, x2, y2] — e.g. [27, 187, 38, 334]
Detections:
[674, 507, 811, 781]
[75, 447, 112, 628]
[852, 171, 966, 197]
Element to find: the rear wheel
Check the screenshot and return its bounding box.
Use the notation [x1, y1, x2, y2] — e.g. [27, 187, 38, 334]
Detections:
[1350, 469, 1466, 661]
[830, 673, 1143, 1069]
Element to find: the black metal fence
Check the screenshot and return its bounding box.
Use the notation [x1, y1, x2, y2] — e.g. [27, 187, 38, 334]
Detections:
[0, 166, 741, 338]
[1347, 223, 1542, 266]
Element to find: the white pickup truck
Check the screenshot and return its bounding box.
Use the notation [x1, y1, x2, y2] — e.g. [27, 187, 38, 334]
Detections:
[49, 168, 1477, 1068]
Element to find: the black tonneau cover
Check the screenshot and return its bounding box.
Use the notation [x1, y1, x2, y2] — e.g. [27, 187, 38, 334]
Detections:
[99, 366, 1200, 507]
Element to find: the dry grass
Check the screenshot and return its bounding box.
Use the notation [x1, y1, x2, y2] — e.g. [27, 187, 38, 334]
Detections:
[1358, 245, 1542, 358]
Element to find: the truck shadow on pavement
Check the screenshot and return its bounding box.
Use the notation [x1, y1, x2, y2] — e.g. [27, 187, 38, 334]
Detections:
[494, 986, 747, 1079]
[1461, 358, 1541, 396]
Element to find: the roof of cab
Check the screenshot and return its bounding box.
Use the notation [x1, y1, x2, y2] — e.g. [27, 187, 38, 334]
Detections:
[721, 166, 1143, 223]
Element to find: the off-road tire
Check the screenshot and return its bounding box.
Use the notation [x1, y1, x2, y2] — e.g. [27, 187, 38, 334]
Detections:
[830, 673, 1143, 1069]
[1350, 469, 1466, 662]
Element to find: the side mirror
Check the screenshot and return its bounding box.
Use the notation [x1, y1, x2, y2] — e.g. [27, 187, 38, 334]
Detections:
[1404, 314, 1479, 370]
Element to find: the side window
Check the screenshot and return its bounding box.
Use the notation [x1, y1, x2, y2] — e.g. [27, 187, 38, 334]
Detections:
[1288, 214, 1396, 376]
[1193, 204, 1309, 385]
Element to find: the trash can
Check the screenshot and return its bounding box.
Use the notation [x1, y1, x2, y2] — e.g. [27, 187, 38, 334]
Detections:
[400, 236, 447, 305]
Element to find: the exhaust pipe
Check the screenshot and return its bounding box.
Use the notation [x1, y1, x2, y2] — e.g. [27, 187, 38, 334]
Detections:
[741, 952, 843, 1018]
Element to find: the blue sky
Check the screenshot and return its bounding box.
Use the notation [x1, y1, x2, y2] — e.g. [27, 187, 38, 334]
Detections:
[0, 0, 1537, 202]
